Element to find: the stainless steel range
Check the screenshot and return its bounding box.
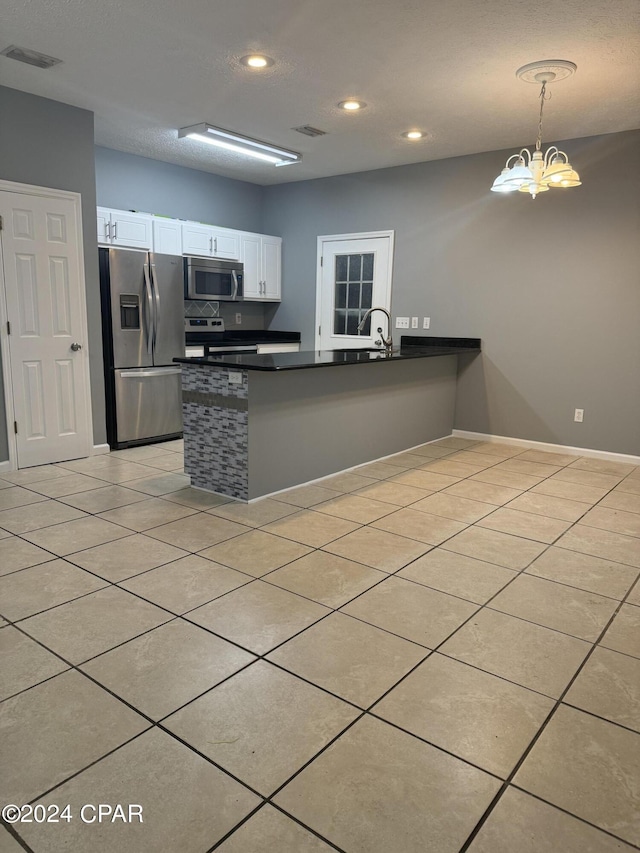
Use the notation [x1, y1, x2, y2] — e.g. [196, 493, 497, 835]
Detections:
[184, 318, 259, 354]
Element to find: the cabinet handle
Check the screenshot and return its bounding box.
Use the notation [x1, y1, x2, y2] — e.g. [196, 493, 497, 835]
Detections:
[113, 222, 118, 241]
[209, 236, 213, 253]
[214, 237, 218, 254]
[105, 222, 111, 240]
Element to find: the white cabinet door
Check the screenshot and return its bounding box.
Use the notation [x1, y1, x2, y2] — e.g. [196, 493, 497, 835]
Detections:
[262, 235, 281, 300]
[182, 223, 213, 256]
[240, 232, 261, 299]
[110, 211, 152, 250]
[97, 207, 111, 245]
[211, 228, 240, 260]
[98, 208, 152, 249]
[153, 217, 182, 255]
[240, 233, 281, 301]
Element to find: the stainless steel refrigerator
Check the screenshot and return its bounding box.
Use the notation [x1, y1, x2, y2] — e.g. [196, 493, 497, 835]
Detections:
[99, 248, 184, 448]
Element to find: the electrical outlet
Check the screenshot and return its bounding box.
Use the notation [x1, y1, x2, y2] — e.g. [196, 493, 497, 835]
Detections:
[235, 313, 242, 325]
[228, 371, 243, 385]
[423, 317, 431, 329]
[395, 316, 410, 329]
[574, 408, 584, 423]
[411, 317, 418, 329]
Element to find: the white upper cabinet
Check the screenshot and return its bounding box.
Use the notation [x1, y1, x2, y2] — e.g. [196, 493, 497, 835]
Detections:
[181, 222, 213, 257]
[210, 227, 240, 260]
[152, 217, 182, 255]
[240, 232, 262, 299]
[240, 232, 282, 301]
[97, 208, 152, 250]
[262, 235, 282, 301]
[97, 208, 280, 301]
[182, 222, 240, 260]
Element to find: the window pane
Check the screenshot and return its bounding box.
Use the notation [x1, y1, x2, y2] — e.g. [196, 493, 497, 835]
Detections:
[346, 310, 361, 335]
[348, 255, 362, 282]
[333, 309, 347, 335]
[348, 284, 360, 308]
[361, 282, 372, 309]
[335, 282, 347, 308]
[362, 253, 374, 280]
[335, 255, 348, 281]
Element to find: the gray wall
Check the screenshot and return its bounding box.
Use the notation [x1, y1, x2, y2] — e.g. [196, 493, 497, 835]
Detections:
[0, 85, 105, 458]
[262, 130, 640, 456]
[95, 146, 263, 233]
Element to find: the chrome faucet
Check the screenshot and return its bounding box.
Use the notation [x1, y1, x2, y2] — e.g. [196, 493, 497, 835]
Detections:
[358, 307, 393, 351]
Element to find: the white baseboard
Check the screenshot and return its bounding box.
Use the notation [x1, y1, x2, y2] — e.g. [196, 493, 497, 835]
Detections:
[92, 444, 111, 456]
[452, 430, 640, 466]
[0, 459, 12, 474]
[248, 435, 452, 502]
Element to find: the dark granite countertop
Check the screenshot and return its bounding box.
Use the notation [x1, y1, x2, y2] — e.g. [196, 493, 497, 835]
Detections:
[175, 336, 481, 371]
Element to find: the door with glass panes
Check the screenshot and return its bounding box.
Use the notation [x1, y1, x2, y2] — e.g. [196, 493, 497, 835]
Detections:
[317, 234, 393, 351]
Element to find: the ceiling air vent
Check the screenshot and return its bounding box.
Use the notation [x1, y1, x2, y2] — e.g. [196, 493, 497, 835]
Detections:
[292, 126, 327, 138]
[1, 45, 63, 69]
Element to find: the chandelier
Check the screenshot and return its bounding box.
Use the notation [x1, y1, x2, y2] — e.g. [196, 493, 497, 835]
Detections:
[491, 60, 581, 199]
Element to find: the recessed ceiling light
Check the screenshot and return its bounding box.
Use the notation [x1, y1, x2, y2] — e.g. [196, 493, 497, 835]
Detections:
[338, 99, 366, 111]
[402, 130, 425, 140]
[240, 54, 274, 69]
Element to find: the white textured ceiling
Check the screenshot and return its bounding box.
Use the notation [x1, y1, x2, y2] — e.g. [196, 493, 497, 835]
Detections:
[2, 0, 639, 185]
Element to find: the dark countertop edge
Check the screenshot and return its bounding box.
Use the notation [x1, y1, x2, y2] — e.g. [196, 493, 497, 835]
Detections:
[174, 340, 481, 372]
[185, 330, 301, 345]
[400, 335, 481, 349]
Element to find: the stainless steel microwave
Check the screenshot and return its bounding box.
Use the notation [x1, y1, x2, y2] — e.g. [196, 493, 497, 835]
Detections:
[184, 257, 244, 301]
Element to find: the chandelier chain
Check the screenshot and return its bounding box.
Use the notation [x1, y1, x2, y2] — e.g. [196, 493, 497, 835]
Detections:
[535, 81, 548, 151]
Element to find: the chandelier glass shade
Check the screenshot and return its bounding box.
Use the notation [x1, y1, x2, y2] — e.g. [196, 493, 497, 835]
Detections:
[491, 62, 581, 199]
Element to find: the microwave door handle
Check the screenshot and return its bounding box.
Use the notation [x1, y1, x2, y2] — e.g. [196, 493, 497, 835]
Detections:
[143, 262, 154, 356]
[150, 262, 159, 351]
[231, 269, 239, 300]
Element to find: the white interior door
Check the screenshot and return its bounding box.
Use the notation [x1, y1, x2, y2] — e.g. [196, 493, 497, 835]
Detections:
[0, 189, 92, 468]
[317, 233, 393, 351]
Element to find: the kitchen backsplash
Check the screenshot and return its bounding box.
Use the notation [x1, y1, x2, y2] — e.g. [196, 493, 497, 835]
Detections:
[184, 300, 270, 330]
[184, 300, 219, 318]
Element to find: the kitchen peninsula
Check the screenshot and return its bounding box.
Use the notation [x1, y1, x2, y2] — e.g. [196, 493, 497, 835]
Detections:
[175, 336, 481, 500]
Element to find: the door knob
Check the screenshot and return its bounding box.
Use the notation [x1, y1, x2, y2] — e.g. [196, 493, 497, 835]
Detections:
[70, 342, 82, 351]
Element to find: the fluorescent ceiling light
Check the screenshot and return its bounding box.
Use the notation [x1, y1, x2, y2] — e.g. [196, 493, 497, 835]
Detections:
[178, 123, 301, 166]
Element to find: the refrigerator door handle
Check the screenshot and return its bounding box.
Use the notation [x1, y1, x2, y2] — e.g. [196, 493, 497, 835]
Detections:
[143, 262, 154, 356]
[120, 367, 182, 378]
[150, 262, 160, 352]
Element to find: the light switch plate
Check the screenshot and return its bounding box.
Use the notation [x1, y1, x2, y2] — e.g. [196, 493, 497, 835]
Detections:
[395, 317, 410, 329]
[411, 317, 418, 328]
[228, 371, 243, 385]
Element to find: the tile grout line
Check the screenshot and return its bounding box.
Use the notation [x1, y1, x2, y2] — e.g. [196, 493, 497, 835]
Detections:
[2, 442, 638, 851]
[456, 576, 640, 852]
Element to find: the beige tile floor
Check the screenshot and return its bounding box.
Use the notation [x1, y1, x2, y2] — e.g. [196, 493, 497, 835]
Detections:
[1, 436, 639, 852]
